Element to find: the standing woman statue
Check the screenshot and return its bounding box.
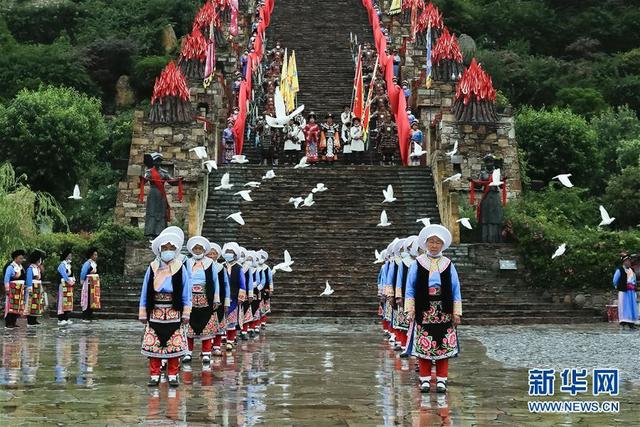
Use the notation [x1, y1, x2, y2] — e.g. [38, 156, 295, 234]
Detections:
[139, 153, 183, 238]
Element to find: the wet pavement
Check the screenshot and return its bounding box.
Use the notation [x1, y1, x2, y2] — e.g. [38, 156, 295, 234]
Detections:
[0, 320, 638, 426]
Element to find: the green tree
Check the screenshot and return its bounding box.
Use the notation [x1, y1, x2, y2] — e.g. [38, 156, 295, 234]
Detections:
[515, 107, 602, 189]
[590, 106, 640, 178]
[0, 86, 107, 201]
[0, 162, 67, 260]
[615, 139, 640, 171]
[555, 87, 607, 118]
[0, 20, 97, 100]
[603, 166, 640, 229]
[2, 0, 84, 44]
[131, 55, 169, 100]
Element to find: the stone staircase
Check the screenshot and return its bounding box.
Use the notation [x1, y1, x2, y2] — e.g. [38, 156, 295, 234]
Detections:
[201, 165, 439, 319]
[265, 0, 373, 119]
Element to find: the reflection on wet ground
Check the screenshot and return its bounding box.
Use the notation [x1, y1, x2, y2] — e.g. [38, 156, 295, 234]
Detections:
[0, 320, 638, 425]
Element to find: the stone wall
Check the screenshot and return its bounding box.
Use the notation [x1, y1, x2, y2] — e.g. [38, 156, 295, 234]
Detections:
[384, 19, 522, 243]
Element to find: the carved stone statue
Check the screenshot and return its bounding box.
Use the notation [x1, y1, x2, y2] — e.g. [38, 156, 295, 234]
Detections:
[140, 153, 181, 238]
[476, 154, 505, 243]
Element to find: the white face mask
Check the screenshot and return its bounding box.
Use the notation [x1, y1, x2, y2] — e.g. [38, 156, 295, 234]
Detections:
[193, 253, 205, 260]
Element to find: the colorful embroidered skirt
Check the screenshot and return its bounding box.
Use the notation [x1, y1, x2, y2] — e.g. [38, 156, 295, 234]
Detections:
[57, 280, 74, 315]
[393, 307, 410, 331]
[141, 293, 187, 359]
[81, 274, 101, 311]
[411, 296, 459, 361]
[25, 280, 44, 316]
[186, 286, 218, 340]
[241, 301, 253, 327]
[226, 299, 240, 330]
[383, 299, 394, 322]
[5, 280, 25, 316]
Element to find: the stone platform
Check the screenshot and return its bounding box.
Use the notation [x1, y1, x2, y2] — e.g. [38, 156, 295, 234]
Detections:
[1, 320, 638, 425]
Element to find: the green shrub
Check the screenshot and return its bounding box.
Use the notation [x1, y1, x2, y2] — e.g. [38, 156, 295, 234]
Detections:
[131, 55, 169, 100]
[603, 166, 640, 229]
[507, 187, 640, 290]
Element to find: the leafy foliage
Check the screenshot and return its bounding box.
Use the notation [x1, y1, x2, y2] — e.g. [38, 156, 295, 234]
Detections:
[0, 86, 108, 201]
[506, 187, 640, 289]
[0, 163, 67, 261]
[515, 107, 601, 189]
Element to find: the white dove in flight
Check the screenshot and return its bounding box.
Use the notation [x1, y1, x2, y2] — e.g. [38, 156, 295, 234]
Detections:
[457, 218, 473, 230]
[244, 181, 261, 188]
[214, 172, 233, 190]
[231, 155, 249, 164]
[598, 205, 615, 226]
[226, 212, 245, 225]
[551, 243, 566, 259]
[265, 87, 305, 128]
[234, 190, 253, 202]
[320, 281, 334, 296]
[262, 170, 276, 180]
[552, 174, 574, 188]
[293, 156, 309, 169]
[410, 142, 426, 158]
[312, 183, 327, 193]
[446, 140, 458, 158]
[443, 173, 462, 183]
[190, 146, 208, 160]
[68, 184, 82, 200]
[382, 185, 397, 203]
[377, 210, 391, 227]
[489, 168, 502, 187]
[302, 193, 315, 207]
[203, 160, 217, 172]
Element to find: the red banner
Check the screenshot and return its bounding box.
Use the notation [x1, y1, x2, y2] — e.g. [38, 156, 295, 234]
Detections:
[360, 0, 410, 165]
[232, 0, 275, 155]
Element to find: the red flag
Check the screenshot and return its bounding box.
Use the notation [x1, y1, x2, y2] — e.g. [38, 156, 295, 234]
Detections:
[352, 47, 364, 119]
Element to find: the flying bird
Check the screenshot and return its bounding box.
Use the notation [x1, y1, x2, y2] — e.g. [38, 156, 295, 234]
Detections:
[312, 183, 327, 193]
[374, 250, 384, 264]
[234, 190, 253, 202]
[302, 193, 315, 207]
[265, 87, 305, 128]
[293, 156, 309, 169]
[288, 196, 304, 209]
[244, 181, 261, 188]
[382, 185, 397, 203]
[203, 160, 217, 172]
[445, 140, 458, 158]
[68, 184, 82, 200]
[214, 172, 234, 190]
[226, 212, 245, 225]
[190, 146, 208, 160]
[377, 210, 391, 227]
[410, 142, 426, 158]
[489, 168, 502, 187]
[262, 170, 276, 180]
[273, 250, 294, 273]
[552, 174, 574, 188]
[442, 173, 462, 183]
[552, 243, 567, 259]
[598, 205, 615, 226]
[457, 218, 473, 230]
[320, 281, 334, 296]
[416, 217, 431, 226]
[231, 155, 249, 164]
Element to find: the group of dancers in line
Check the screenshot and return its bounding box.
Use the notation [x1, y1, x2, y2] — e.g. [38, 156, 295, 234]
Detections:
[3, 247, 101, 328]
[139, 226, 273, 387]
[377, 224, 462, 394]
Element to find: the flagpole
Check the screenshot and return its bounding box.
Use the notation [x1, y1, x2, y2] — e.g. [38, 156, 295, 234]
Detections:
[350, 45, 362, 114]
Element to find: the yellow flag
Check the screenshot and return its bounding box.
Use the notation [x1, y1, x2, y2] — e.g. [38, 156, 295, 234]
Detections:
[287, 51, 298, 111]
[280, 48, 289, 111]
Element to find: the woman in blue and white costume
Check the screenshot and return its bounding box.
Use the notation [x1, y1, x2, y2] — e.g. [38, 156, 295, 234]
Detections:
[184, 236, 220, 365]
[405, 224, 462, 394]
[256, 250, 273, 330]
[222, 242, 246, 350]
[393, 235, 419, 353]
[613, 253, 638, 329]
[240, 250, 257, 339]
[207, 242, 230, 356]
[385, 238, 405, 347]
[382, 239, 400, 339]
[139, 230, 191, 387]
